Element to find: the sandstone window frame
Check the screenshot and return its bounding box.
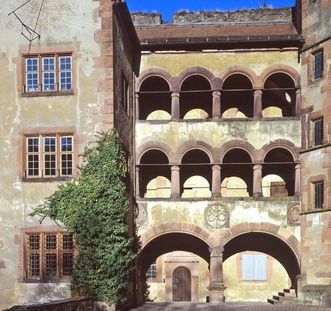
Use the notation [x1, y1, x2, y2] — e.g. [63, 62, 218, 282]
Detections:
[22, 131, 76, 181]
[308, 176, 327, 211]
[20, 51, 74, 97]
[309, 48, 324, 82]
[21, 230, 74, 283]
[146, 261, 157, 280]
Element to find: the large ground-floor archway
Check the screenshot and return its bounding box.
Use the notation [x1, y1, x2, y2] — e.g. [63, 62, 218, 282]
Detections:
[136, 223, 300, 305]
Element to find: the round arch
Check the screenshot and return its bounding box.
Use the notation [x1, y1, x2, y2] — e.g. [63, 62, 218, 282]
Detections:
[219, 65, 260, 89]
[220, 223, 300, 289]
[261, 140, 299, 162]
[219, 140, 256, 163]
[175, 66, 216, 90]
[136, 142, 172, 164]
[136, 68, 172, 92]
[260, 65, 300, 88]
[140, 223, 216, 272]
[175, 140, 215, 164]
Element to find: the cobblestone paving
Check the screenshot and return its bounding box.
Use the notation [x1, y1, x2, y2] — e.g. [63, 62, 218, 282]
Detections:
[130, 302, 331, 311]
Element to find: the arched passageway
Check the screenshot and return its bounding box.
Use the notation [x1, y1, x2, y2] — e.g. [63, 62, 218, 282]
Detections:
[137, 231, 212, 304]
[223, 232, 300, 289]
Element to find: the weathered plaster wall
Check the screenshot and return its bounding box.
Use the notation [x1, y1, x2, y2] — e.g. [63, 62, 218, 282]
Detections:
[0, 0, 115, 309]
[140, 50, 300, 78]
[137, 199, 300, 239]
[136, 120, 301, 154]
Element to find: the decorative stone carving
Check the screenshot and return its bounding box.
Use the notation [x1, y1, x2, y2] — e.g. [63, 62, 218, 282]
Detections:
[135, 203, 148, 229]
[287, 203, 301, 226]
[209, 245, 224, 257]
[205, 203, 229, 228]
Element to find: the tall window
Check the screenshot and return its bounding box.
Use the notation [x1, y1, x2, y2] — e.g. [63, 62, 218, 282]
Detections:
[313, 118, 323, 146]
[313, 50, 323, 80]
[24, 232, 74, 280]
[24, 53, 72, 94]
[25, 134, 74, 179]
[146, 262, 157, 279]
[314, 181, 324, 209]
[241, 253, 267, 281]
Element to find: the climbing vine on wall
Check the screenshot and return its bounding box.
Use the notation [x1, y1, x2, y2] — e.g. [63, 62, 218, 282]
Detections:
[32, 131, 135, 305]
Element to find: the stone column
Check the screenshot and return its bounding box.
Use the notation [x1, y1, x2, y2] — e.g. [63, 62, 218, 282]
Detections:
[212, 91, 221, 119]
[254, 89, 262, 118]
[208, 245, 226, 303]
[295, 89, 301, 116]
[135, 167, 140, 198]
[135, 93, 140, 120]
[295, 164, 301, 196]
[171, 92, 180, 120]
[212, 165, 221, 197]
[171, 165, 180, 198]
[253, 164, 263, 197]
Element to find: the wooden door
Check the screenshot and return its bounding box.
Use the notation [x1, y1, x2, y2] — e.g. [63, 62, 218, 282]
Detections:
[172, 266, 191, 301]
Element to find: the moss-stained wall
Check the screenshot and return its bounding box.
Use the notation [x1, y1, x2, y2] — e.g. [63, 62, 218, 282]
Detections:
[140, 50, 299, 77]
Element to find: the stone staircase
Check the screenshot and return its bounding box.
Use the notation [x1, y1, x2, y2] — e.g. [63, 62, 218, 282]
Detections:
[267, 288, 297, 305]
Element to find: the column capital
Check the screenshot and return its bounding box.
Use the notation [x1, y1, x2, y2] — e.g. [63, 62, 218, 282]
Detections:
[296, 88, 301, 95]
[171, 165, 180, 171]
[212, 90, 221, 96]
[254, 89, 263, 95]
[209, 245, 224, 257]
[253, 164, 263, 170]
[295, 163, 301, 169]
[171, 91, 180, 98]
[136, 166, 140, 172]
[212, 164, 221, 171]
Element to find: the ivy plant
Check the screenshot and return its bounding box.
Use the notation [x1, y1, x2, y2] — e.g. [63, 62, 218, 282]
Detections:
[32, 131, 135, 305]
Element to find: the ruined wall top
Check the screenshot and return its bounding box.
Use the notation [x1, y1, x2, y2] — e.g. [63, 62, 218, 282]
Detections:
[131, 8, 292, 26]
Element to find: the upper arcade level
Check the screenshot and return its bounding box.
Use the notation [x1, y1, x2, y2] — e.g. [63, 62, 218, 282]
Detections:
[135, 66, 301, 121]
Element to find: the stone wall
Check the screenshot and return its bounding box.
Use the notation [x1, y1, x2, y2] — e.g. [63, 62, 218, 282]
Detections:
[131, 13, 162, 26]
[173, 8, 292, 24]
[131, 8, 292, 26]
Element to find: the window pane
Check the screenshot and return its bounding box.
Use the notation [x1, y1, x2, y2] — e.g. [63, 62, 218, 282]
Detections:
[42, 57, 56, 91]
[242, 254, 267, 281]
[314, 51, 323, 80]
[27, 138, 39, 177]
[59, 56, 72, 90]
[25, 58, 38, 92]
[45, 253, 57, 277]
[46, 234, 57, 250]
[62, 253, 73, 276]
[314, 118, 323, 146]
[315, 182, 324, 209]
[26, 234, 41, 278]
[146, 262, 157, 279]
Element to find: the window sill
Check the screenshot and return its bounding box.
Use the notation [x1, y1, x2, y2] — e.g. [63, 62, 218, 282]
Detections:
[21, 90, 74, 97]
[22, 177, 73, 183]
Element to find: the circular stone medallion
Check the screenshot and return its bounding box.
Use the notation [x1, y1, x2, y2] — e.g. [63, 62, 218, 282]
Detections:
[205, 204, 229, 228]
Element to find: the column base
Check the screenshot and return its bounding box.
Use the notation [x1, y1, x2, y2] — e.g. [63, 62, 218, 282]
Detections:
[208, 283, 226, 303]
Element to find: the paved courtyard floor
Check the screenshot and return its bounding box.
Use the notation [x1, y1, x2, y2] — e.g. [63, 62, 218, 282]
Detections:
[130, 302, 331, 311]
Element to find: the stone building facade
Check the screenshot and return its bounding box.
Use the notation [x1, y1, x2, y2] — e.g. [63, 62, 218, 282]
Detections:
[0, 0, 330, 309]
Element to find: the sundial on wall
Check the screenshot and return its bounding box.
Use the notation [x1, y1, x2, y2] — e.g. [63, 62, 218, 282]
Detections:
[8, 0, 79, 44]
